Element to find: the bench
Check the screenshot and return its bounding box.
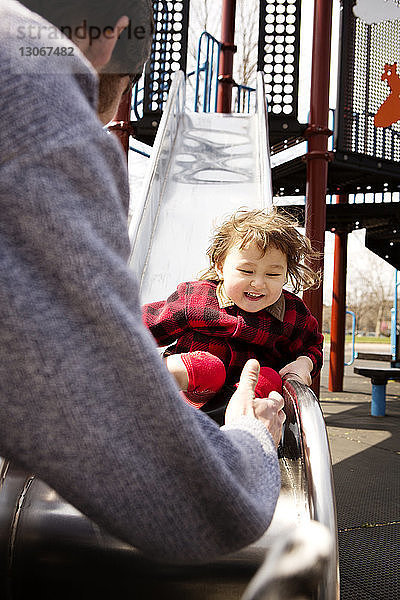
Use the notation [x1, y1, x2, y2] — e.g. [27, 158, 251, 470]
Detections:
[353, 366, 400, 416]
[355, 352, 392, 362]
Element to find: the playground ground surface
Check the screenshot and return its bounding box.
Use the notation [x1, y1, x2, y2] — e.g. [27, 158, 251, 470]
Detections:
[319, 343, 399, 600]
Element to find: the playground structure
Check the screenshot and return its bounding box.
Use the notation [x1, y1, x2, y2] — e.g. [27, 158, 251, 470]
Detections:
[1, 0, 400, 598]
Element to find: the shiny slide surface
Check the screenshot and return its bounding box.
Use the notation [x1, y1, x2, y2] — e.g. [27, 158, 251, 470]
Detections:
[128, 71, 273, 304]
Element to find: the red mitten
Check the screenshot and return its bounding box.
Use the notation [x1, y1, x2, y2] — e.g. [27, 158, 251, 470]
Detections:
[254, 367, 283, 397]
[180, 351, 226, 408]
[234, 366, 282, 398]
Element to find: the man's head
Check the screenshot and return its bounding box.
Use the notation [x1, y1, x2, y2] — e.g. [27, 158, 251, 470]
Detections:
[19, 0, 154, 75]
[19, 1, 154, 124]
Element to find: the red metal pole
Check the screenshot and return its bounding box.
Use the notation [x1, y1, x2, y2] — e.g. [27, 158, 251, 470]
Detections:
[217, 0, 237, 113]
[302, 0, 333, 396]
[329, 195, 348, 392]
[108, 87, 133, 161]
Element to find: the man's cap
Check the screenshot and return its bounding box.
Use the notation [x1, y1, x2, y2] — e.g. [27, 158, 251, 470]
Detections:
[16, 0, 154, 75]
[103, 0, 154, 74]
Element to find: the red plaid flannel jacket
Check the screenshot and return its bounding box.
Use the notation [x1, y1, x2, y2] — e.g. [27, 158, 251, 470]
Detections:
[142, 281, 323, 384]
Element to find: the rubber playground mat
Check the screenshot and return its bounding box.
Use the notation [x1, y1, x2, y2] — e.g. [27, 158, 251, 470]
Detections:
[319, 351, 400, 599]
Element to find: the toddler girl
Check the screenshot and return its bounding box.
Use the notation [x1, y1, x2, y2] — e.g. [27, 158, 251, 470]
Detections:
[142, 208, 323, 409]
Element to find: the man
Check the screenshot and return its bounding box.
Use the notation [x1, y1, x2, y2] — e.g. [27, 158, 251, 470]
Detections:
[0, 0, 285, 562]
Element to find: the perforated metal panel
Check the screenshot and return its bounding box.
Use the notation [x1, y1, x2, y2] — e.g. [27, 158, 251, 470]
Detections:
[257, 0, 301, 119]
[133, 1, 189, 144]
[144, 1, 189, 113]
[336, 0, 400, 164]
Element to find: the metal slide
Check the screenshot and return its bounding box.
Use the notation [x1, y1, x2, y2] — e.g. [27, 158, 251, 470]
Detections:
[128, 71, 273, 304]
[0, 74, 339, 599]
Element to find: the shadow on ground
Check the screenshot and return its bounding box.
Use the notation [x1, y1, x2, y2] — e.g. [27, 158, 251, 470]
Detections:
[318, 356, 400, 600]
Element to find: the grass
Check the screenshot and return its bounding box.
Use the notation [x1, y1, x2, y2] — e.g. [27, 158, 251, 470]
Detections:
[323, 334, 390, 344]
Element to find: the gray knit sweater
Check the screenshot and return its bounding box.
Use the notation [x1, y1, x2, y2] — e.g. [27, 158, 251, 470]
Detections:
[0, 0, 280, 563]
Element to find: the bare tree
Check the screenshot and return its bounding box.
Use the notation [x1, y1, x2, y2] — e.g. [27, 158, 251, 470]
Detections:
[191, 0, 217, 38]
[346, 251, 395, 336]
[234, 0, 259, 87]
[187, 0, 220, 69]
[187, 0, 260, 106]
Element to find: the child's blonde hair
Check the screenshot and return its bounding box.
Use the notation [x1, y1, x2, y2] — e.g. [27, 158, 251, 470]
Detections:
[199, 208, 321, 293]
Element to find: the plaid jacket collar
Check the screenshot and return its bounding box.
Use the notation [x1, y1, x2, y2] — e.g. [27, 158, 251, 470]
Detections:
[216, 281, 286, 322]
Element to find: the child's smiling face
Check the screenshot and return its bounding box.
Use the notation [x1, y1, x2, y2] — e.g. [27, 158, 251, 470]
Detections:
[216, 242, 287, 313]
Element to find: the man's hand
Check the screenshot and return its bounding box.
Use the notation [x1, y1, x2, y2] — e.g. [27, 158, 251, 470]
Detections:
[279, 356, 313, 386]
[225, 359, 286, 448]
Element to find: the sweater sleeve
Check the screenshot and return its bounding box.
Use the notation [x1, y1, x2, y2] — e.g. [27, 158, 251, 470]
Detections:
[0, 51, 281, 564]
[142, 283, 190, 346]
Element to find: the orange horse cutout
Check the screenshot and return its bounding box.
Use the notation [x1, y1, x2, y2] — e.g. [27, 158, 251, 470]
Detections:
[374, 62, 400, 128]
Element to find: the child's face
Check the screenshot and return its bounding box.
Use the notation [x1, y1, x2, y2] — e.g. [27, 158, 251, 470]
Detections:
[216, 242, 287, 313]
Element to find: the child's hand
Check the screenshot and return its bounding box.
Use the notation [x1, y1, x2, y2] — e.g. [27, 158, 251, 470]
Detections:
[279, 356, 313, 386]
